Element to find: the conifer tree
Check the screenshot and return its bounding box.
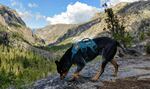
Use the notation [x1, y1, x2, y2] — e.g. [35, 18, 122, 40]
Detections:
[104, 7, 133, 47]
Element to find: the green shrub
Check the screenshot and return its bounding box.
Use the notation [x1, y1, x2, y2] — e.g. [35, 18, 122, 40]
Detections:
[105, 8, 133, 47]
[139, 32, 145, 41]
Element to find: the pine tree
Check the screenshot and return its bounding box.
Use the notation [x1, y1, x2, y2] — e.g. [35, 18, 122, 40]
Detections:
[105, 8, 133, 47]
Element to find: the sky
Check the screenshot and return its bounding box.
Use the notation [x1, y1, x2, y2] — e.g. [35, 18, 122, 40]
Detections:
[0, 0, 144, 29]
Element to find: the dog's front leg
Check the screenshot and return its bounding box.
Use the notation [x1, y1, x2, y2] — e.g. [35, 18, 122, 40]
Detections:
[71, 65, 85, 81]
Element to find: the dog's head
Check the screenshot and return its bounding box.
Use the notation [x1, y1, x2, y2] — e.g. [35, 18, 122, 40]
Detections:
[55, 60, 68, 80]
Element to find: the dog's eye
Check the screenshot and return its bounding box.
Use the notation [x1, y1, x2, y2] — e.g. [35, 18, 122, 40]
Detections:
[63, 68, 67, 71]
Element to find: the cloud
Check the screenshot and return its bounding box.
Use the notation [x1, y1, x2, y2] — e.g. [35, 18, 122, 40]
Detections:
[35, 13, 46, 21]
[28, 3, 38, 8]
[46, 1, 99, 24]
[8, 0, 47, 28]
[11, 1, 17, 6]
[10, 0, 25, 11]
[18, 11, 32, 20]
[10, 0, 45, 22]
[17, 10, 46, 22]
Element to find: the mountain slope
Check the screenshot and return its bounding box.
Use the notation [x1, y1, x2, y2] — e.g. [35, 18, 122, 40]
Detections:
[0, 4, 35, 44]
[0, 4, 54, 59]
[35, 24, 77, 45]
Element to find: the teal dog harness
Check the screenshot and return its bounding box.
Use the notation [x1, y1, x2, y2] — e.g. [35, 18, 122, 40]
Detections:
[71, 38, 97, 59]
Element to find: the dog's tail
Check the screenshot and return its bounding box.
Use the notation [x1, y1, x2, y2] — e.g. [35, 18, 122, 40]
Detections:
[116, 41, 128, 54]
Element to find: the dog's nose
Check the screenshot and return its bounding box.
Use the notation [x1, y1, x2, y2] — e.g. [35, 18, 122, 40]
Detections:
[60, 76, 65, 80]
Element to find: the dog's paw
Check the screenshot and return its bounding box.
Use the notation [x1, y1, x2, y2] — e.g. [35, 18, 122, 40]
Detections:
[91, 77, 99, 82]
[68, 78, 76, 82]
[69, 76, 79, 82]
[111, 74, 117, 77]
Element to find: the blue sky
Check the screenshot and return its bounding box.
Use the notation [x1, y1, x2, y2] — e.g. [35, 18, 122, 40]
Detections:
[0, 0, 137, 29]
[0, 0, 101, 29]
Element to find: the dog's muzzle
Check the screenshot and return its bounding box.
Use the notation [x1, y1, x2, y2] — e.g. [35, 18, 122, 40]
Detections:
[60, 72, 67, 80]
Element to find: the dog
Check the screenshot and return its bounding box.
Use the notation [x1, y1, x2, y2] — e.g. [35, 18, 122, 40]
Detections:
[55, 37, 125, 81]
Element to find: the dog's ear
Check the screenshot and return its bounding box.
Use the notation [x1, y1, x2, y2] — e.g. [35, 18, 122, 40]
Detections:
[55, 60, 59, 66]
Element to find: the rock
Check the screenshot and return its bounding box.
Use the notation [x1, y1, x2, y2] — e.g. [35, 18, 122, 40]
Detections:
[30, 56, 150, 89]
[126, 48, 141, 56]
[0, 5, 26, 26]
[138, 75, 150, 80]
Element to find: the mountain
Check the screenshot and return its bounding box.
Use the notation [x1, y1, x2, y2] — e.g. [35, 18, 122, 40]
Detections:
[0, 5, 35, 44]
[35, 1, 150, 46]
[0, 5, 54, 59]
[35, 24, 78, 45]
[35, 18, 101, 45]
[0, 5, 56, 89]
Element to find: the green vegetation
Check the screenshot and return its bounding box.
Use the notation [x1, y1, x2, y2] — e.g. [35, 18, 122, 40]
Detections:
[0, 24, 8, 33]
[11, 32, 28, 44]
[9, 22, 22, 28]
[105, 8, 133, 47]
[36, 43, 72, 60]
[0, 45, 56, 88]
[0, 25, 7, 44]
[139, 32, 145, 41]
[47, 43, 72, 52]
[35, 43, 72, 54]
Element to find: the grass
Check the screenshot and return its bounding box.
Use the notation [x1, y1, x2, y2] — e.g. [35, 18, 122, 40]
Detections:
[0, 45, 56, 89]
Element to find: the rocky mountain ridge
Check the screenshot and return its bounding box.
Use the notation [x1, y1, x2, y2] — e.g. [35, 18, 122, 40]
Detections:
[0, 5, 25, 26]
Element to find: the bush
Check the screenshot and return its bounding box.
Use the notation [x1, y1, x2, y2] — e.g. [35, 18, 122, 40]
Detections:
[139, 32, 145, 41]
[105, 8, 133, 47]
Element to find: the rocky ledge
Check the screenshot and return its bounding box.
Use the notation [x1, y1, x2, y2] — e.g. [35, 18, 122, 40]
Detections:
[30, 56, 150, 89]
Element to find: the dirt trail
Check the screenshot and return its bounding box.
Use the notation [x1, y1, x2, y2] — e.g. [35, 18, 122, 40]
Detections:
[31, 56, 150, 89]
[100, 77, 150, 89]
